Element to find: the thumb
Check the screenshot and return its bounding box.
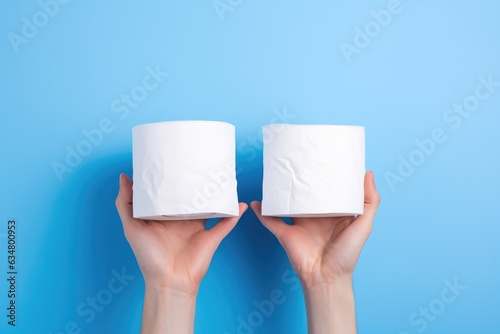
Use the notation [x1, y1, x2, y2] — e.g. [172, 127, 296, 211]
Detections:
[350, 171, 381, 236]
[206, 203, 248, 248]
[115, 173, 146, 238]
[250, 201, 289, 242]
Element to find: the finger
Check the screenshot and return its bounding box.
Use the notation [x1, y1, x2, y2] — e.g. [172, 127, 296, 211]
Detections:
[363, 170, 381, 216]
[250, 201, 289, 241]
[115, 173, 133, 216]
[115, 173, 145, 235]
[206, 202, 248, 246]
[351, 171, 381, 235]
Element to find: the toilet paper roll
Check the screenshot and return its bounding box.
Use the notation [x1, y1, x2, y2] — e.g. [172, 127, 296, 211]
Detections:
[262, 124, 365, 217]
[132, 121, 239, 220]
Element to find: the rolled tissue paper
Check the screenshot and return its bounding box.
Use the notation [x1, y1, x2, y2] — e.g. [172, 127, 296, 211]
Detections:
[132, 121, 239, 220]
[262, 124, 365, 217]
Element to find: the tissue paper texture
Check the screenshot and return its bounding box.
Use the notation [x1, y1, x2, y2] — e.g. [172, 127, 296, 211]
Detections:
[132, 121, 239, 220]
[262, 124, 365, 217]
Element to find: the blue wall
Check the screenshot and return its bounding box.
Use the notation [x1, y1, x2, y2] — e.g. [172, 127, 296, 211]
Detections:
[1, 0, 499, 333]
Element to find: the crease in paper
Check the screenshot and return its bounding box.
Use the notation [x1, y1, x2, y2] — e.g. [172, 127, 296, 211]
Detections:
[132, 121, 239, 220]
[262, 124, 365, 217]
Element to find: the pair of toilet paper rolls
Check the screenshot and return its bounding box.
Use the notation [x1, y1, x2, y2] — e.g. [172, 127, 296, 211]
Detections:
[132, 121, 365, 220]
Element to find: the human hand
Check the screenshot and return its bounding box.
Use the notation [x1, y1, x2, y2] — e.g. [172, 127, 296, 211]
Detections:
[116, 173, 247, 295]
[115, 173, 247, 334]
[251, 171, 380, 333]
[251, 171, 380, 288]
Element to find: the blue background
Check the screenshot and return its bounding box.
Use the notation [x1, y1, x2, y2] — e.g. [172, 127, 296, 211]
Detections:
[1, 0, 499, 333]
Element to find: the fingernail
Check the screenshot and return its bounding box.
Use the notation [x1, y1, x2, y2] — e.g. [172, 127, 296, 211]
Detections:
[371, 171, 376, 187]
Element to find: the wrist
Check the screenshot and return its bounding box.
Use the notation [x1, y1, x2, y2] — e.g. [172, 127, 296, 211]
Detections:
[302, 279, 357, 334]
[144, 276, 200, 299]
[145, 282, 199, 300]
[300, 272, 353, 290]
[142, 284, 197, 334]
[303, 279, 354, 303]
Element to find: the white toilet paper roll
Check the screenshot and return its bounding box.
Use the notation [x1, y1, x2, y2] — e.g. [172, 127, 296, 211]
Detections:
[132, 121, 239, 220]
[262, 124, 365, 217]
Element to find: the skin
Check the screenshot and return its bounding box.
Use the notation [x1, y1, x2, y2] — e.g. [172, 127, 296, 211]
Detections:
[116, 171, 380, 333]
[251, 171, 381, 334]
[115, 173, 248, 334]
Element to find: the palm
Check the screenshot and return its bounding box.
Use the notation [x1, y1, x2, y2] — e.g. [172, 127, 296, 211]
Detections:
[126, 218, 219, 294]
[252, 172, 380, 288]
[278, 216, 367, 287]
[116, 174, 246, 295]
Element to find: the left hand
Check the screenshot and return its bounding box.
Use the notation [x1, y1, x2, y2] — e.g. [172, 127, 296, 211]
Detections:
[116, 173, 248, 296]
[251, 171, 380, 288]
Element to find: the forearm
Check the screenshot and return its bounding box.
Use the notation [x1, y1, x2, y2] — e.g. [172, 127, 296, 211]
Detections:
[141, 285, 197, 334]
[303, 279, 357, 334]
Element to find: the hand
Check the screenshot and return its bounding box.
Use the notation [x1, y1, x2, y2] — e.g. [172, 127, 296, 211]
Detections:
[116, 173, 247, 295]
[115, 173, 247, 334]
[251, 171, 380, 288]
[252, 171, 380, 333]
